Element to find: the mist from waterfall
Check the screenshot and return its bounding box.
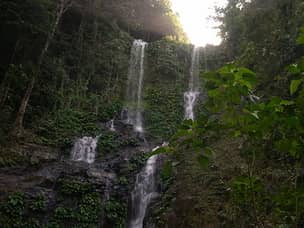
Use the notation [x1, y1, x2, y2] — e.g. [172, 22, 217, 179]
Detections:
[184, 46, 200, 120]
[70, 136, 99, 164]
[125, 40, 147, 133]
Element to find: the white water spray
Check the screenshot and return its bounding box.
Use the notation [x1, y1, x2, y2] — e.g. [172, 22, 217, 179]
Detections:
[128, 155, 159, 228]
[109, 119, 115, 131]
[125, 40, 147, 133]
[184, 46, 200, 120]
[70, 136, 99, 164]
[128, 142, 169, 228]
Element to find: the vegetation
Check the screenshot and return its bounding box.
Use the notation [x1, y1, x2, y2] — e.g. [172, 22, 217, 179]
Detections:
[202, 61, 304, 226]
[104, 199, 127, 228]
[0, 0, 186, 144]
[96, 130, 139, 157]
[1, 0, 304, 227]
[145, 39, 191, 140]
[149, 1, 304, 227]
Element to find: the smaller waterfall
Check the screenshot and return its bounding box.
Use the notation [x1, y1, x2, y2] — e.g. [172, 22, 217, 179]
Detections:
[70, 136, 98, 164]
[128, 155, 159, 228]
[203, 46, 208, 72]
[184, 46, 201, 120]
[108, 119, 115, 132]
[125, 40, 147, 133]
[184, 91, 200, 120]
[152, 142, 169, 152]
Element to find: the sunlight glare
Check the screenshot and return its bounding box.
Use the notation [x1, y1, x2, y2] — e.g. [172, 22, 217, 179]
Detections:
[170, 0, 227, 47]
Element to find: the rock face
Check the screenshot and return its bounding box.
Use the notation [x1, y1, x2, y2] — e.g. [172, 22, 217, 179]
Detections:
[0, 120, 157, 227]
[20, 144, 60, 162]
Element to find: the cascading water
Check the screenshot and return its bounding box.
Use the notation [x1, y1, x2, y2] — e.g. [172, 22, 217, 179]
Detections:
[128, 155, 159, 228]
[184, 46, 201, 120]
[70, 136, 98, 164]
[203, 46, 208, 72]
[127, 142, 169, 228]
[108, 119, 115, 131]
[125, 39, 147, 133]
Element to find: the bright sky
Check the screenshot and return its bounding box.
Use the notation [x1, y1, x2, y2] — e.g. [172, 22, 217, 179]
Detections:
[170, 0, 227, 46]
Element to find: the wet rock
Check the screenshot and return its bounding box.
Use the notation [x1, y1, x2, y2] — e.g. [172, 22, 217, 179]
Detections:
[20, 143, 60, 163]
[87, 168, 117, 181]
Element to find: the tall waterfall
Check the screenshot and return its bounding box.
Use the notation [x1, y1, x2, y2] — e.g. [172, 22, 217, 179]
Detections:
[70, 136, 98, 164]
[128, 155, 159, 228]
[125, 40, 147, 133]
[184, 46, 200, 120]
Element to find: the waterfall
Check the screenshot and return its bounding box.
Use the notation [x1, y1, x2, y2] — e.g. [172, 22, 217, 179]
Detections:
[108, 119, 115, 132]
[125, 39, 147, 133]
[184, 91, 200, 120]
[70, 136, 98, 164]
[184, 46, 201, 120]
[203, 46, 208, 72]
[128, 155, 159, 228]
[127, 142, 169, 228]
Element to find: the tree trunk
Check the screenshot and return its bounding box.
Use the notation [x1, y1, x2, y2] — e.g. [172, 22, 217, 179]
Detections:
[0, 40, 20, 111]
[10, 77, 35, 137]
[11, 0, 72, 137]
[0, 83, 10, 112]
[76, 16, 85, 110]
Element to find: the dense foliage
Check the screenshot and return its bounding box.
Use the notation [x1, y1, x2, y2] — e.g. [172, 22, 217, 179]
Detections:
[1, 0, 304, 227]
[218, 0, 304, 89]
[148, 1, 304, 227]
[0, 0, 186, 144]
[203, 59, 304, 226]
[0, 179, 102, 227]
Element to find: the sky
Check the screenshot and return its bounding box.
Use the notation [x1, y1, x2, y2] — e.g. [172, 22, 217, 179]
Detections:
[170, 0, 227, 47]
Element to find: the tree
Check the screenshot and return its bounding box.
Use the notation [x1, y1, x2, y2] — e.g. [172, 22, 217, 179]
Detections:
[11, 0, 73, 137]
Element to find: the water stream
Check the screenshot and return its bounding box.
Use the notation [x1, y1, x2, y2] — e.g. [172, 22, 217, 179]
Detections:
[128, 155, 159, 228]
[125, 39, 147, 133]
[70, 136, 99, 164]
[184, 46, 201, 120]
[108, 119, 115, 132]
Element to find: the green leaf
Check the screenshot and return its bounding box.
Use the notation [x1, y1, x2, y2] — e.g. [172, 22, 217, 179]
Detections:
[275, 139, 300, 158]
[286, 64, 301, 74]
[197, 154, 209, 169]
[297, 36, 304, 45]
[250, 111, 259, 119]
[297, 27, 304, 45]
[280, 100, 295, 106]
[150, 146, 172, 156]
[290, 79, 303, 95]
[208, 89, 221, 98]
[191, 139, 205, 150]
[233, 130, 241, 137]
[238, 67, 256, 77]
[218, 64, 235, 74]
[204, 147, 214, 157]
